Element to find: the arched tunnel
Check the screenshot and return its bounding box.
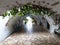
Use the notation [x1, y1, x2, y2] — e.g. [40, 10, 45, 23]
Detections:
[0, 0, 60, 45]
[6, 13, 50, 33]
[2, 13, 59, 45]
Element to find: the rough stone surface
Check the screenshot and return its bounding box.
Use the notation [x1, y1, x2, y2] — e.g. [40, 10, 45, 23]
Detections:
[0, 32, 60, 45]
[0, 0, 60, 15]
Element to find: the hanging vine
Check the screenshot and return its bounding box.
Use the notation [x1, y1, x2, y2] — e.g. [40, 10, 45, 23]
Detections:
[3, 3, 56, 17]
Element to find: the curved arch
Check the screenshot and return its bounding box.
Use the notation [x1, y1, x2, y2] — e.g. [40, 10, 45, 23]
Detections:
[19, 14, 50, 30]
[44, 15, 59, 33]
[6, 13, 59, 33]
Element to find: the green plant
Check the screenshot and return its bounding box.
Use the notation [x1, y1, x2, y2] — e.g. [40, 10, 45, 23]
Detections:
[3, 4, 55, 17]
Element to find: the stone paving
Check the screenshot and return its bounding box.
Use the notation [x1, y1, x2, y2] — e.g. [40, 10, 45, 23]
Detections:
[0, 32, 60, 45]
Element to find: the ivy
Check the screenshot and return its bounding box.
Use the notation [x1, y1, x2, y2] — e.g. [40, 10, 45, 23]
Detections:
[10, 7, 18, 16]
[3, 12, 8, 17]
[3, 4, 54, 17]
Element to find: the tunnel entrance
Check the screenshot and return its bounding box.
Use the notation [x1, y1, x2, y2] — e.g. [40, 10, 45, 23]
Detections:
[23, 16, 34, 33]
[11, 14, 50, 33]
[0, 3, 60, 43]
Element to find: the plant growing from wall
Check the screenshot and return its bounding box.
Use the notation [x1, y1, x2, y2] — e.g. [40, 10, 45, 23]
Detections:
[3, 4, 56, 18]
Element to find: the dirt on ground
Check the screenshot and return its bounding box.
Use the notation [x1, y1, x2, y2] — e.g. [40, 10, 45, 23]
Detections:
[0, 32, 60, 45]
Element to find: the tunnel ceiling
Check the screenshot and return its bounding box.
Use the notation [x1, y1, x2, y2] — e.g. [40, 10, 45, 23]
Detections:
[0, 0, 60, 16]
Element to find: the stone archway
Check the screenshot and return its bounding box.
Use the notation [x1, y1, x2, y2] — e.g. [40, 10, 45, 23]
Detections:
[6, 13, 59, 33]
[15, 14, 51, 31]
[44, 15, 59, 33]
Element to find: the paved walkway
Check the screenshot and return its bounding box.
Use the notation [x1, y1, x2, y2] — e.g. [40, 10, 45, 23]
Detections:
[0, 25, 60, 45]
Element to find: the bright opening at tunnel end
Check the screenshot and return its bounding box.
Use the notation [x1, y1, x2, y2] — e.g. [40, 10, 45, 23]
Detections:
[25, 16, 33, 34]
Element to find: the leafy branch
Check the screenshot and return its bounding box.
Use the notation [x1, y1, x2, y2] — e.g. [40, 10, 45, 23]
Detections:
[3, 4, 55, 17]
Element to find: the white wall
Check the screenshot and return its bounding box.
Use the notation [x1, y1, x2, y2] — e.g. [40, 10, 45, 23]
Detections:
[0, 16, 12, 42]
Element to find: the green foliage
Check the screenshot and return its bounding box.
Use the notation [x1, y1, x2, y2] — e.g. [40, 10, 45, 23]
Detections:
[3, 12, 8, 17]
[10, 7, 18, 16]
[3, 4, 54, 17]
